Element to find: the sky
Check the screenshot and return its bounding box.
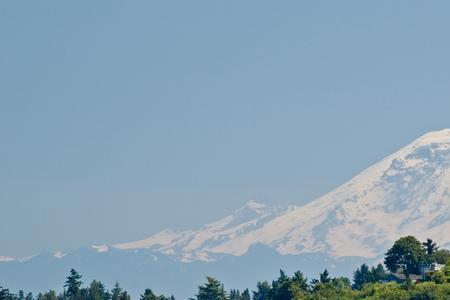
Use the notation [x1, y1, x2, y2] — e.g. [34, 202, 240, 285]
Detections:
[1, 1, 450, 257]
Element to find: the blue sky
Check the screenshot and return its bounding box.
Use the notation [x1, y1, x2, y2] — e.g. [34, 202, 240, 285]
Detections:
[1, 1, 450, 257]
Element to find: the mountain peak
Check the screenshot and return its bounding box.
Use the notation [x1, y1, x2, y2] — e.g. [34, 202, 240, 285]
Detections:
[413, 129, 450, 146]
[236, 200, 267, 214]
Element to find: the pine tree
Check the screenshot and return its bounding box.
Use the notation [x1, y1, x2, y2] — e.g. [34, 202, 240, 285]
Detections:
[270, 270, 293, 300]
[292, 271, 309, 292]
[195, 277, 227, 300]
[252, 281, 270, 300]
[423, 238, 439, 256]
[240, 289, 250, 300]
[228, 289, 240, 300]
[0, 286, 10, 300]
[352, 264, 372, 289]
[319, 269, 331, 284]
[119, 291, 130, 300]
[88, 281, 109, 300]
[140, 289, 169, 300]
[64, 269, 83, 299]
[111, 283, 122, 300]
[370, 264, 387, 282]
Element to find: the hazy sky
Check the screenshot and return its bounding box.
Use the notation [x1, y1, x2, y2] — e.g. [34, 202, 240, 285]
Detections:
[1, 1, 450, 257]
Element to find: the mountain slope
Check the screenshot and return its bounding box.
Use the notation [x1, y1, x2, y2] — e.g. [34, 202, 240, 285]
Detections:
[114, 200, 286, 261]
[113, 129, 450, 260]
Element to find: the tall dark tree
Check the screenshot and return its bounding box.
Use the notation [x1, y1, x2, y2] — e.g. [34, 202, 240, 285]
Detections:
[319, 269, 331, 284]
[384, 235, 426, 277]
[252, 281, 270, 300]
[370, 264, 387, 282]
[37, 291, 56, 300]
[111, 283, 122, 300]
[88, 281, 109, 300]
[195, 277, 226, 300]
[240, 289, 250, 300]
[140, 289, 158, 300]
[352, 264, 372, 290]
[228, 289, 240, 300]
[17, 291, 24, 300]
[292, 271, 308, 292]
[423, 238, 439, 259]
[118, 292, 130, 300]
[64, 269, 83, 299]
[0, 286, 10, 300]
[270, 270, 293, 300]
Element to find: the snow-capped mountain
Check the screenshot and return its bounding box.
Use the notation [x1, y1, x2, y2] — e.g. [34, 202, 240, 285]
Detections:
[112, 129, 450, 261]
[2, 129, 450, 298]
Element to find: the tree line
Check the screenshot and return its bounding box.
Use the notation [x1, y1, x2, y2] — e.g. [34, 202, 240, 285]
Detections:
[2, 236, 450, 300]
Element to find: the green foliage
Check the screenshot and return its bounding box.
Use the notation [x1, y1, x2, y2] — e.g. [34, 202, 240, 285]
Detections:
[253, 281, 271, 300]
[36, 291, 57, 300]
[358, 282, 409, 300]
[228, 289, 250, 300]
[88, 281, 109, 300]
[140, 289, 170, 300]
[270, 270, 295, 300]
[64, 269, 83, 299]
[241, 289, 250, 300]
[0, 286, 11, 300]
[423, 239, 439, 257]
[353, 263, 387, 289]
[318, 270, 330, 284]
[292, 271, 308, 293]
[195, 277, 227, 300]
[433, 249, 450, 265]
[384, 235, 426, 276]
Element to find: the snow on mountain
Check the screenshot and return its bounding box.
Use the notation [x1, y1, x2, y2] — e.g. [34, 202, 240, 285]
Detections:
[92, 245, 109, 253]
[53, 251, 67, 259]
[114, 200, 286, 261]
[114, 129, 450, 261]
[0, 256, 15, 262]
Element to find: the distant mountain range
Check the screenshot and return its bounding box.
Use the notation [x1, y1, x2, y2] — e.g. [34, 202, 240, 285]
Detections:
[2, 129, 450, 298]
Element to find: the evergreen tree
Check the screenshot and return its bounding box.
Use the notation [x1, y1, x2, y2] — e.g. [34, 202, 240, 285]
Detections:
[25, 293, 33, 300]
[423, 238, 439, 256]
[384, 235, 426, 277]
[352, 264, 372, 289]
[228, 289, 240, 300]
[39, 291, 57, 300]
[319, 269, 331, 284]
[118, 292, 129, 300]
[17, 291, 24, 300]
[252, 281, 270, 300]
[0, 286, 10, 300]
[64, 269, 83, 299]
[140, 289, 169, 300]
[292, 271, 308, 292]
[240, 289, 250, 300]
[111, 283, 122, 300]
[195, 277, 226, 300]
[270, 270, 293, 300]
[370, 264, 387, 282]
[88, 281, 109, 300]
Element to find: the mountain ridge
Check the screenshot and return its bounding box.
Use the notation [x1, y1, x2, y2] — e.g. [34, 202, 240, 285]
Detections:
[110, 129, 450, 261]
